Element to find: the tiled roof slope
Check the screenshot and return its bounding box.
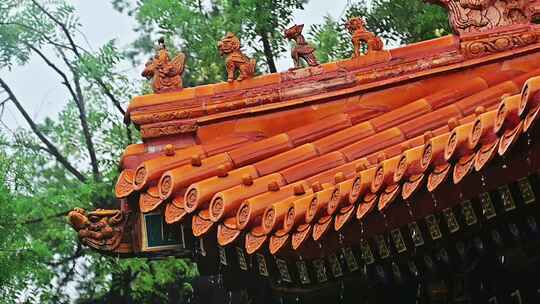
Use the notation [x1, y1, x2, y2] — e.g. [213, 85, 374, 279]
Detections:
[113, 24, 540, 256]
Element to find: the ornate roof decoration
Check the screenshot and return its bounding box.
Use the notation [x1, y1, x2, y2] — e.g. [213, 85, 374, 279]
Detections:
[142, 38, 186, 94]
[69, 8, 540, 277]
[218, 32, 256, 82]
[284, 24, 319, 69]
[427, 0, 539, 35]
[67, 208, 132, 254]
[345, 17, 384, 57]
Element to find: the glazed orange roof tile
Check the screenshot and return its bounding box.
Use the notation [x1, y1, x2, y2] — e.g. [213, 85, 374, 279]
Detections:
[70, 1, 540, 266]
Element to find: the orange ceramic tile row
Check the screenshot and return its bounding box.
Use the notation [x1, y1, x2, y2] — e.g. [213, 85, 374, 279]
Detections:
[185, 66, 534, 224]
[245, 75, 540, 254]
[182, 66, 540, 245]
[116, 51, 540, 212]
[262, 76, 540, 255]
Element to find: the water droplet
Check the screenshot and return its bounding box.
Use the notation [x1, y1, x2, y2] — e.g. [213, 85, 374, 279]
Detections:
[480, 174, 487, 188]
[431, 193, 438, 209]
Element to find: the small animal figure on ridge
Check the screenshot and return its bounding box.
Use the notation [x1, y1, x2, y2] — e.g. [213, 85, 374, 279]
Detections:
[142, 37, 186, 94]
[345, 17, 384, 58]
[284, 24, 319, 69]
[218, 32, 256, 83]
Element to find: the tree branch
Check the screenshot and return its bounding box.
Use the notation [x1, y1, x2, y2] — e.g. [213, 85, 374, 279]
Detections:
[94, 78, 126, 116]
[25, 43, 80, 103]
[56, 48, 101, 182]
[0, 77, 86, 182]
[72, 72, 101, 182]
[29, 0, 82, 58]
[0, 21, 75, 52]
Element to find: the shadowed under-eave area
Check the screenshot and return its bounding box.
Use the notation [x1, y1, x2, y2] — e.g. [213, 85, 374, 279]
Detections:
[68, 4, 540, 285]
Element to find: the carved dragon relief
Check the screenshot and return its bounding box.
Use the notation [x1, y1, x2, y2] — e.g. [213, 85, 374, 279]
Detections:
[427, 0, 533, 35]
[68, 208, 129, 253]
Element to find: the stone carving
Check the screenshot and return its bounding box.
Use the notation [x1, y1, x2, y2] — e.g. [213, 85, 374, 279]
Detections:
[140, 122, 198, 138]
[218, 32, 256, 82]
[427, 0, 532, 35]
[345, 17, 384, 57]
[284, 24, 319, 69]
[67, 208, 126, 252]
[461, 30, 538, 57]
[142, 38, 186, 94]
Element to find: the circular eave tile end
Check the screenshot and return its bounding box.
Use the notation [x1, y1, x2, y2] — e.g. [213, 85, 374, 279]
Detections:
[158, 174, 174, 200]
[184, 187, 199, 213]
[133, 166, 148, 191]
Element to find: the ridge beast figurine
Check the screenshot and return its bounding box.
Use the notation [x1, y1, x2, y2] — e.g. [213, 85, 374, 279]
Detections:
[142, 37, 186, 94]
[345, 17, 384, 58]
[218, 32, 256, 82]
[284, 24, 319, 69]
[427, 0, 532, 34]
[67, 208, 127, 252]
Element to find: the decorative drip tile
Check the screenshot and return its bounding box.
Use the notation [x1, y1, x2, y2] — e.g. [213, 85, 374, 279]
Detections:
[327, 254, 343, 278]
[461, 201, 478, 226]
[498, 185, 516, 211]
[443, 208, 460, 233]
[479, 192, 497, 219]
[408, 221, 425, 247]
[390, 229, 407, 253]
[296, 259, 311, 285]
[425, 215, 443, 240]
[236, 247, 248, 271]
[275, 258, 292, 283]
[313, 259, 328, 283]
[342, 247, 359, 272]
[517, 178, 536, 204]
[256, 254, 269, 277]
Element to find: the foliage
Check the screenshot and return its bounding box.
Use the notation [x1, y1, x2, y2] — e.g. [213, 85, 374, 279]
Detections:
[114, 0, 306, 86]
[309, 15, 352, 64]
[345, 0, 451, 45]
[0, 0, 453, 303]
[0, 1, 197, 303]
[308, 0, 451, 64]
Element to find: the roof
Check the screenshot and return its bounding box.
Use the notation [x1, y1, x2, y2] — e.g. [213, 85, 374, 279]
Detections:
[116, 50, 540, 257]
[71, 1, 540, 257]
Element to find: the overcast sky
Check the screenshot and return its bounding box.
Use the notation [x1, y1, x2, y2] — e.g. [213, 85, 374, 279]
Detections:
[2, 0, 351, 130]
